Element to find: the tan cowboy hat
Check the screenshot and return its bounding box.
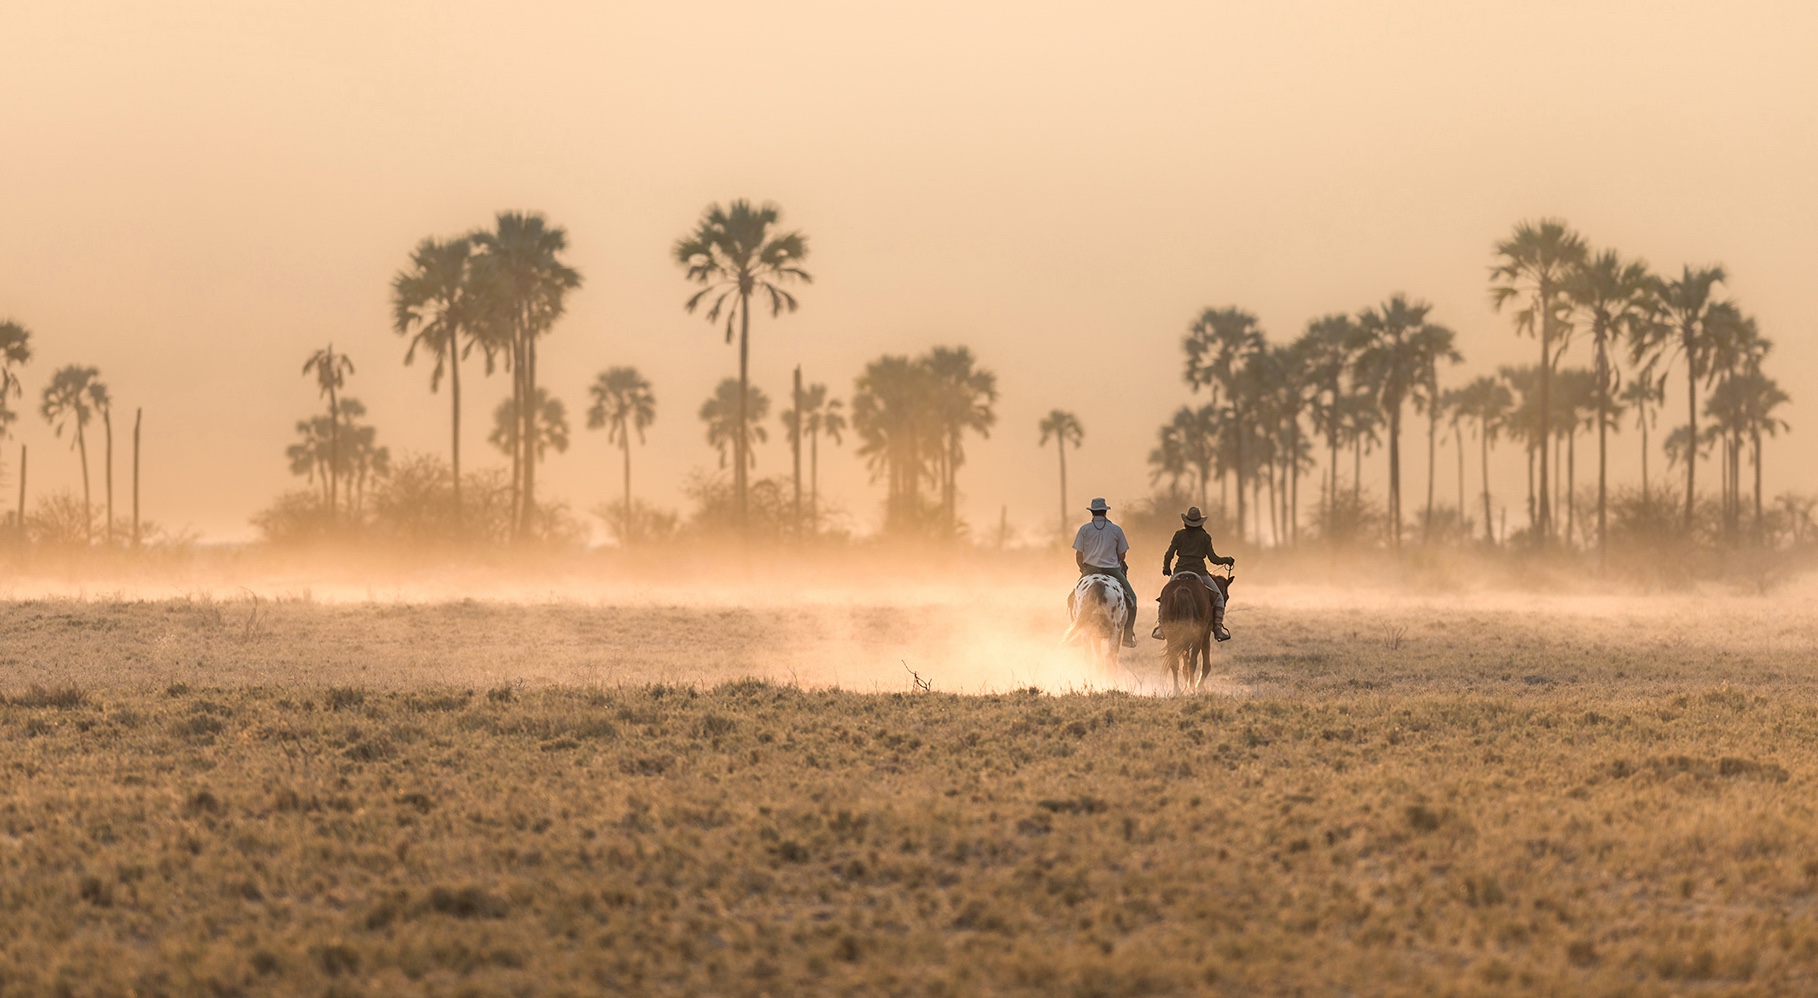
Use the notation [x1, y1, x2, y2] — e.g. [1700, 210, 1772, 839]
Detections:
[1181, 506, 1205, 527]
[1087, 497, 1110, 513]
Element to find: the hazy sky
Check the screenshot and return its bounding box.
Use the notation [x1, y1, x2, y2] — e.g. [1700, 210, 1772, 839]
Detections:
[3, 1, 1814, 542]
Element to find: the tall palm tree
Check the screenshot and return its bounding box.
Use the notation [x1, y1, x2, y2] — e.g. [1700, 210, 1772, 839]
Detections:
[393, 235, 488, 526]
[1446, 376, 1513, 544]
[586, 366, 656, 547]
[1298, 315, 1356, 530]
[852, 356, 938, 532]
[781, 383, 845, 533]
[674, 200, 811, 529]
[1701, 303, 1769, 536]
[40, 365, 106, 544]
[0, 320, 31, 440]
[1182, 307, 1265, 539]
[925, 346, 998, 534]
[1619, 372, 1666, 506]
[700, 377, 770, 472]
[301, 345, 354, 523]
[1552, 367, 1598, 547]
[1565, 249, 1654, 559]
[1352, 295, 1454, 548]
[1409, 324, 1461, 538]
[1490, 219, 1587, 543]
[490, 388, 569, 470]
[472, 212, 583, 537]
[1037, 410, 1084, 539]
[1633, 265, 1727, 531]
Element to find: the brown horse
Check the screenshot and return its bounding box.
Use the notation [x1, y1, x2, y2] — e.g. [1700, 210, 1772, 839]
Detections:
[1156, 571, 1231, 692]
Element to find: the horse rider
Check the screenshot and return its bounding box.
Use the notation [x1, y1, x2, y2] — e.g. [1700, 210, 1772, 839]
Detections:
[1073, 497, 1139, 648]
[1154, 505, 1235, 642]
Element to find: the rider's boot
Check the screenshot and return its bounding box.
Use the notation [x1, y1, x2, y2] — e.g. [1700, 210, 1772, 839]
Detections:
[1212, 604, 1230, 642]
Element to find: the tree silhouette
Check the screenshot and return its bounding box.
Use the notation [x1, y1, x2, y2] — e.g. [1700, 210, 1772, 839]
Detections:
[0, 319, 31, 442]
[925, 346, 998, 534]
[700, 378, 769, 472]
[472, 212, 582, 538]
[1491, 219, 1586, 544]
[1352, 295, 1455, 548]
[1631, 264, 1726, 531]
[852, 355, 936, 532]
[393, 235, 490, 527]
[1445, 376, 1512, 544]
[490, 388, 569, 470]
[586, 367, 656, 547]
[780, 383, 844, 533]
[1037, 410, 1084, 539]
[1701, 303, 1770, 536]
[1618, 372, 1666, 506]
[301, 345, 354, 524]
[39, 365, 107, 544]
[288, 398, 388, 516]
[674, 200, 811, 530]
[1297, 315, 1355, 534]
[1182, 307, 1265, 538]
[1566, 249, 1654, 558]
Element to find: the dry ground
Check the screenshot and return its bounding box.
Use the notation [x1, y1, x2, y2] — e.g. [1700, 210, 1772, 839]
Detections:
[4, 584, 1818, 995]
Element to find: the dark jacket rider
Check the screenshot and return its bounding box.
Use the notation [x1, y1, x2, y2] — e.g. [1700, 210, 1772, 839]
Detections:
[1153, 506, 1234, 642]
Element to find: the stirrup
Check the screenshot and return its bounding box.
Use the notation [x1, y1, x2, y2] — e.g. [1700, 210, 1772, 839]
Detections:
[1151, 625, 1164, 640]
[1214, 626, 1231, 642]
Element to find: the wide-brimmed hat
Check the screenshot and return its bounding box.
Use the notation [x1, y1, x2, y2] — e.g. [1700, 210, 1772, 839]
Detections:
[1087, 497, 1110, 514]
[1181, 506, 1206, 527]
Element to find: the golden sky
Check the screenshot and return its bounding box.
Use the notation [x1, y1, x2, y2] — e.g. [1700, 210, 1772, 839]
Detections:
[3, 1, 1814, 541]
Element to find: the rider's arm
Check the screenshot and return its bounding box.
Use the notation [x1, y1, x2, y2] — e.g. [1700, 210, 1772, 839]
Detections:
[1075, 550, 1086, 572]
[1162, 531, 1178, 575]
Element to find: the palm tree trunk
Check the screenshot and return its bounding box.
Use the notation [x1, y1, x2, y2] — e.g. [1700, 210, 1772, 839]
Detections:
[1056, 436, 1067, 539]
[1352, 437, 1362, 504]
[622, 426, 633, 548]
[735, 293, 750, 529]
[1537, 288, 1553, 542]
[1525, 441, 1535, 532]
[1640, 407, 1651, 506]
[132, 409, 141, 548]
[1388, 400, 1402, 549]
[1683, 324, 1697, 531]
[450, 329, 463, 529]
[792, 368, 803, 538]
[1233, 418, 1246, 544]
[810, 428, 820, 531]
[17, 444, 26, 545]
[1327, 423, 1338, 527]
[104, 408, 114, 545]
[1454, 422, 1465, 537]
[521, 335, 539, 537]
[1752, 428, 1763, 536]
[1289, 418, 1300, 547]
[1425, 405, 1437, 538]
[327, 379, 339, 525]
[77, 424, 92, 544]
[1480, 420, 1494, 544]
[1566, 428, 1577, 548]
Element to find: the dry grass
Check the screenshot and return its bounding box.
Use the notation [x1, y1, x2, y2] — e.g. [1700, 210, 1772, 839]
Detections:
[3, 587, 1818, 995]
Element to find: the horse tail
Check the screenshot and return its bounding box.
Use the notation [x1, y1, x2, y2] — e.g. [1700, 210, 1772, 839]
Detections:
[1063, 580, 1110, 642]
[1159, 583, 1197, 627]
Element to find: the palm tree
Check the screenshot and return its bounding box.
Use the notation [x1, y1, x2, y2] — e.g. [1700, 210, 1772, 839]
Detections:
[586, 367, 656, 547]
[1298, 315, 1356, 530]
[490, 388, 569, 470]
[851, 356, 936, 532]
[471, 212, 583, 537]
[1352, 295, 1454, 548]
[1633, 265, 1727, 531]
[1552, 367, 1598, 547]
[1037, 410, 1084, 539]
[1409, 324, 1461, 538]
[1701, 303, 1770, 536]
[301, 345, 354, 523]
[0, 319, 31, 439]
[1447, 376, 1513, 544]
[781, 383, 845, 533]
[393, 235, 488, 526]
[1490, 219, 1587, 543]
[1619, 372, 1666, 505]
[1, 320, 32, 535]
[700, 378, 769, 472]
[1566, 249, 1654, 558]
[1182, 307, 1265, 538]
[924, 346, 998, 535]
[673, 200, 811, 529]
[40, 365, 107, 544]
